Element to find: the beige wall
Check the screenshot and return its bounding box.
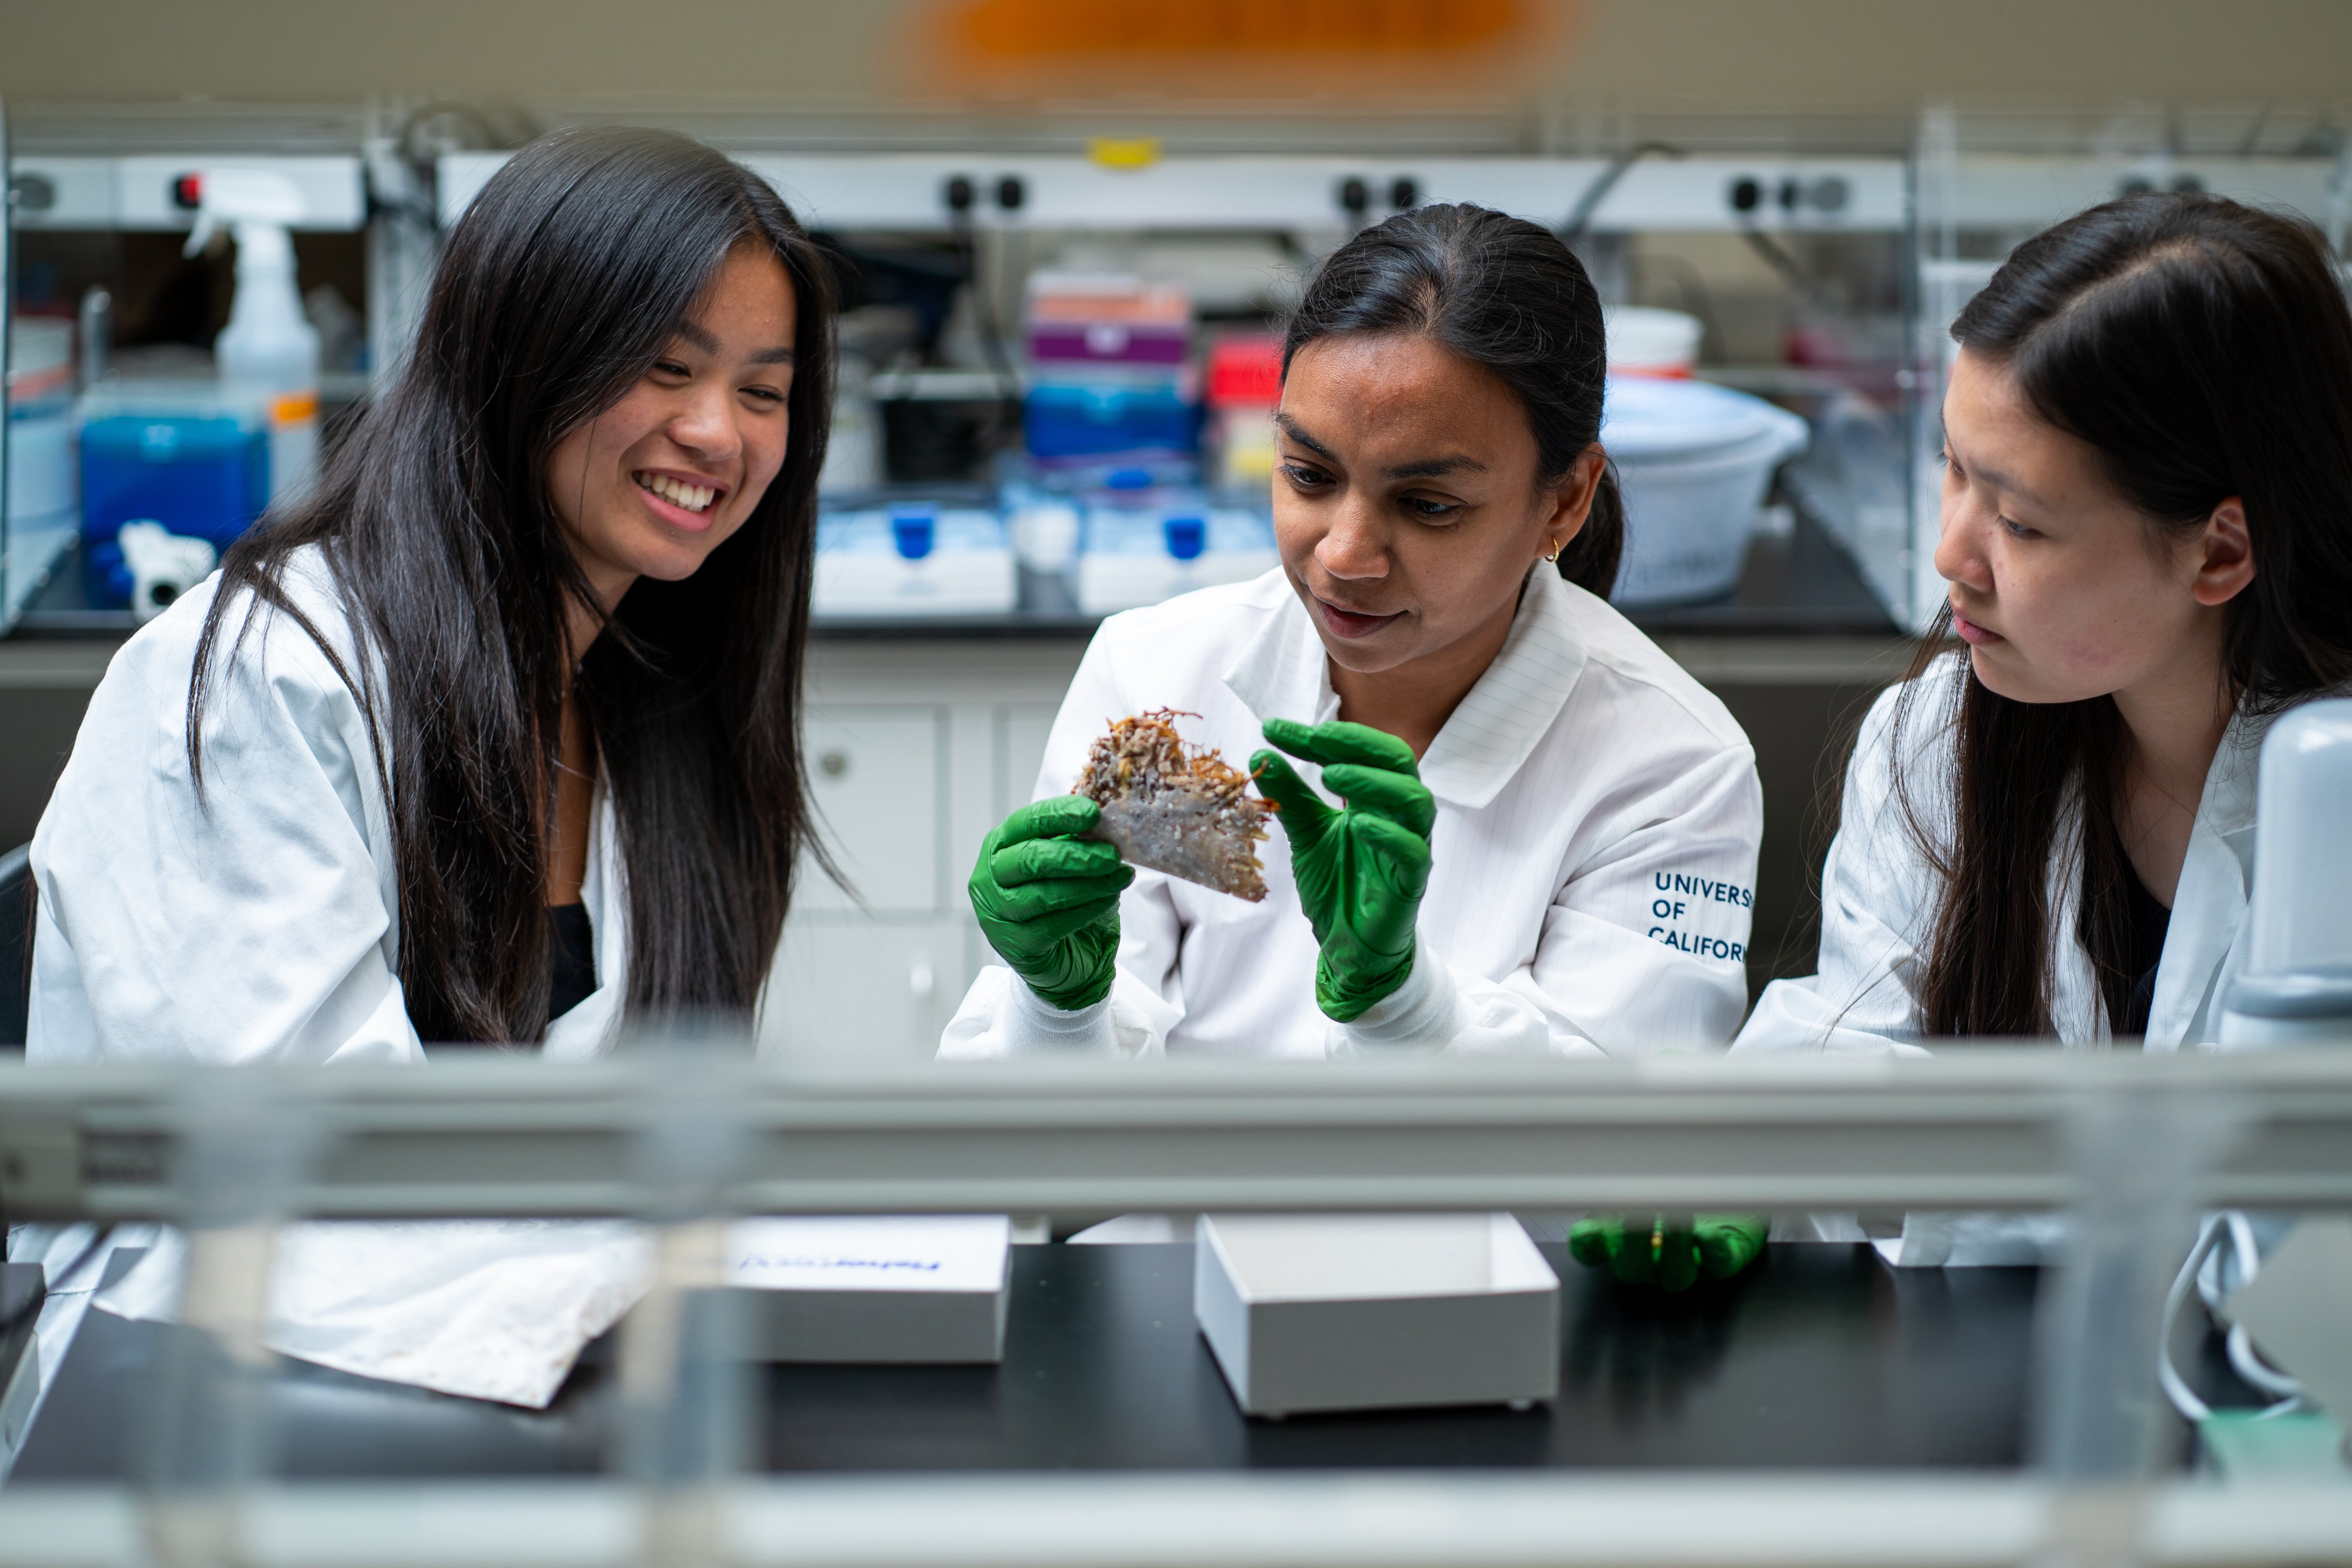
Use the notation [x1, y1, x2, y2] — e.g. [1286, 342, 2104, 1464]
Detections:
[0, 1, 2345, 120]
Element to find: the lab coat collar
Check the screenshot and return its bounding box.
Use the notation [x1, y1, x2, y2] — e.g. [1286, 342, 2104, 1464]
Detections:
[1418, 569, 1588, 810]
[1220, 581, 1342, 732]
[1219, 567, 1588, 810]
[2144, 700, 2274, 1049]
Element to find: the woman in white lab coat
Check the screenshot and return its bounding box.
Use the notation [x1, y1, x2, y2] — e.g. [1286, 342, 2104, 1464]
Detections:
[31, 125, 839, 1065]
[15, 129, 839, 1404]
[941, 205, 1769, 1281]
[1733, 193, 2352, 1264]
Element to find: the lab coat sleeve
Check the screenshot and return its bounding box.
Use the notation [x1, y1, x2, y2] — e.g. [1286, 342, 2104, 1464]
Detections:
[1328, 945, 1549, 1055]
[1335, 739, 1764, 1057]
[1732, 681, 1941, 1058]
[937, 622, 1191, 1059]
[28, 580, 421, 1065]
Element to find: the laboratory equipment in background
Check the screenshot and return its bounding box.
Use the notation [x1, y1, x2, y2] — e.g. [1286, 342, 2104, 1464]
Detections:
[115, 520, 218, 622]
[1888, 104, 2352, 632]
[1073, 470, 1278, 616]
[75, 382, 268, 609]
[6, 318, 78, 624]
[1602, 376, 1809, 608]
[1204, 333, 1282, 501]
[813, 499, 1017, 618]
[2223, 698, 2352, 1046]
[1022, 272, 1198, 465]
[187, 168, 322, 506]
[1603, 306, 1702, 378]
[1003, 487, 1082, 585]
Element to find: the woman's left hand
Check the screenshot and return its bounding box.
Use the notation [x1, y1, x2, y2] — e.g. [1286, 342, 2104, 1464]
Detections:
[1251, 717, 1434, 1022]
[1569, 1214, 1768, 1292]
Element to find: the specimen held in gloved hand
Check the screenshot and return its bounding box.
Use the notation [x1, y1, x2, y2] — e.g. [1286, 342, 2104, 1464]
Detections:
[1074, 710, 1274, 901]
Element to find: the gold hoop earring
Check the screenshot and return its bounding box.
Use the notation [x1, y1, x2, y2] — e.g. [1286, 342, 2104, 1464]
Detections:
[1543, 539, 1562, 564]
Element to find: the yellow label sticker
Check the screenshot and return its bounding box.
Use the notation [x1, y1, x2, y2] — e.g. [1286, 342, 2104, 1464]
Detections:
[271, 392, 320, 425]
[1088, 137, 1161, 172]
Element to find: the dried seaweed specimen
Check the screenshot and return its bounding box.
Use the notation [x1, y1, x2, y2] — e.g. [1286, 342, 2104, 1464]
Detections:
[1074, 710, 1273, 902]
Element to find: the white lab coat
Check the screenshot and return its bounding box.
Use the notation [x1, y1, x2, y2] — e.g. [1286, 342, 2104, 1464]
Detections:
[30, 549, 628, 1064]
[1731, 651, 2279, 1264]
[942, 566, 1764, 1062]
[17, 548, 649, 1406]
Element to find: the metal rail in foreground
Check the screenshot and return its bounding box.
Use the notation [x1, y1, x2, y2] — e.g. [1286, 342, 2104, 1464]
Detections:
[6, 1048, 2352, 1566]
[2, 1047, 2351, 1220]
[1, 1473, 2351, 1568]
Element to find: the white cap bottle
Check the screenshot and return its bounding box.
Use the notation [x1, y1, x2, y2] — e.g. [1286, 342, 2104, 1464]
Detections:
[189, 170, 321, 505]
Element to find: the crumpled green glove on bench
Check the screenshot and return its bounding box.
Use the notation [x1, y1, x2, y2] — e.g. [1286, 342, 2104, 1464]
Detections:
[1569, 1214, 1768, 1292]
[968, 796, 1135, 1012]
[1250, 717, 1434, 1023]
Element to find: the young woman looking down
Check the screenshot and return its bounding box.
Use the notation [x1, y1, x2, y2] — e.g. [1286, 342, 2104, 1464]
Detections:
[942, 204, 1769, 1283]
[1733, 193, 2352, 1265]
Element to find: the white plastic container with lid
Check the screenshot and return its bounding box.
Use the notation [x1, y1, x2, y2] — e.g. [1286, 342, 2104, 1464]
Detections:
[1074, 501, 1277, 616]
[1603, 306, 1703, 379]
[813, 504, 1016, 618]
[1599, 376, 1809, 608]
[2222, 699, 2352, 1046]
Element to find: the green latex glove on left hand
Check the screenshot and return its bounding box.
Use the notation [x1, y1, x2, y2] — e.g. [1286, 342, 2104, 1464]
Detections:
[1250, 717, 1434, 1023]
[1569, 1214, 1768, 1293]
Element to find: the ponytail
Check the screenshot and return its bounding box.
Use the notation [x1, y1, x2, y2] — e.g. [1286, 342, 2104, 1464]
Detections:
[1557, 460, 1623, 598]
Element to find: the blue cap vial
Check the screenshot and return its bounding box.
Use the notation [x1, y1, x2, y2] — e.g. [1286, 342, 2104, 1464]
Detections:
[1163, 515, 1206, 561]
[889, 506, 936, 561]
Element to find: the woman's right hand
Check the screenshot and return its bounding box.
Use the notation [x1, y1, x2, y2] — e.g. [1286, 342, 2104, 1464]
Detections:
[968, 797, 1136, 1012]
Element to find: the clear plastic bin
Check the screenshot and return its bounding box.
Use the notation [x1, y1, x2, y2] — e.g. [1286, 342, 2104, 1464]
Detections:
[78, 382, 269, 606]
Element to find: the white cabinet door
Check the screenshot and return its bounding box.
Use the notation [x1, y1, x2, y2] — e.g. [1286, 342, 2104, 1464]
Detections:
[1001, 704, 1061, 813]
[758, 919, 972, 1063]
[799, 707, 942, 913]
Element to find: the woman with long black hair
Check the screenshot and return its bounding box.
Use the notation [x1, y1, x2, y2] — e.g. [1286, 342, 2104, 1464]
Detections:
[29, 125, 836, 1063]
[1735, 192, 2352, 1264]
[942, 204, 1769, 1282]
[15, 126, 836, 1405]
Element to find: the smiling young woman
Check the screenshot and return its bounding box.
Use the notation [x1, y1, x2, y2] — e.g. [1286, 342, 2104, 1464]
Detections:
[1733, 192, 2352, 1265]
[28, 126, 838, 1058]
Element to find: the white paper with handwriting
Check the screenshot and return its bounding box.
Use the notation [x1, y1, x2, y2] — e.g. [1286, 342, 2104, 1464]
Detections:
[724, 1216, 1010, 1293]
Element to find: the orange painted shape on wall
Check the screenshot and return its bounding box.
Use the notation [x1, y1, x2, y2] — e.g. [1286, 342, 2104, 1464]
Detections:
[953, 0, 1526, 58]
[913, 0, 1584, 100]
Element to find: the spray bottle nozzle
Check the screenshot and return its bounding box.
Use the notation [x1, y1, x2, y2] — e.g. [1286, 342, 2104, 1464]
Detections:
[183, 168, 306, 259]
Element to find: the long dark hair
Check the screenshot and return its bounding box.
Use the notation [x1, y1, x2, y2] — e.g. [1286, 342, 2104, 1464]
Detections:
[1282, 203, 1624, 598]
[1898, 192, 2352, 1036]
[190, 126, 837, 1042]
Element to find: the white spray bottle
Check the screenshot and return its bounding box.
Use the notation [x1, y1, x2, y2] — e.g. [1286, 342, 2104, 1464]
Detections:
[186, 168, 321, 505]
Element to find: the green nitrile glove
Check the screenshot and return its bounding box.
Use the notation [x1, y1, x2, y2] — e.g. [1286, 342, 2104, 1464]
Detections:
[1568, 1214, 1768, 1293]
[968, 796, 1136, 1012]
[1249, 717, 1435, 1023]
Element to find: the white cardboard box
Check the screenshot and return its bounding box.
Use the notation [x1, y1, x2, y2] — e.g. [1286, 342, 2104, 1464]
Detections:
[1194, 1213, 1560, 1418]
[724, 1215, 1012, 1364]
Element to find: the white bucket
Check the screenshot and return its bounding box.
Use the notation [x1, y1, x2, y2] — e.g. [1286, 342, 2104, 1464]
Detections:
[1603, 306, 1702, 378]
[1601, 376, 1809, 608]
